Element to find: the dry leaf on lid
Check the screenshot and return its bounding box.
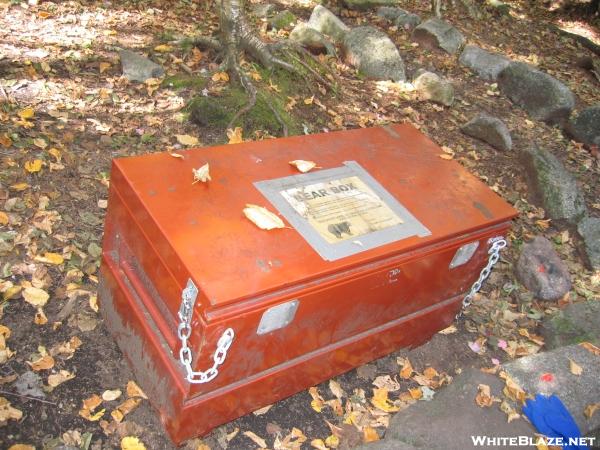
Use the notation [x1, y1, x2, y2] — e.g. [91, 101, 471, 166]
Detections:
[192, 163, 211, 184]
[243, 204, 285, 230]
[289, 160, 317, 173]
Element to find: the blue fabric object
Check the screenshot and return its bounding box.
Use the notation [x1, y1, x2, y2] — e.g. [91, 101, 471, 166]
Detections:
[522, 394, 584, 450]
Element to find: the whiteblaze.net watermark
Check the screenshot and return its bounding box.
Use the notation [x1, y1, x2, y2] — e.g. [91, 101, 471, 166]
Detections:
[471, 435, 597, 447]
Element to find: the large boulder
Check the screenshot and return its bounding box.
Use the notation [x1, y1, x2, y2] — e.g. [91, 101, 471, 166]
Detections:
[520, 146, 587, 225]
[515, 236, 572, 302]
[411, 18, 465, 55]
[566, 105, 600, 147]
[119, 49, 165, 82]
[458, 45, 511, 81]
[307, 5, 349, 44]
[577, 217, 600, 270]
[541, 302, 600, 350]
[344, 0, 400, 10]
[342, 26, 406, 81]
[498, 62, 575, 124]
[461, 113, 512, 151]
[413, 71, 454, 106]
[290, 23, 335, 55]
[376, 6, 421, 29]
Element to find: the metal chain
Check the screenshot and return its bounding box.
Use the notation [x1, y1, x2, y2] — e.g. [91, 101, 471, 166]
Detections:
[456, 237, 507, 319]
[177, 292, 234, 383]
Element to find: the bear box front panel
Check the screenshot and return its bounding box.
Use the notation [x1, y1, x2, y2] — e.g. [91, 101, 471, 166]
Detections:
[99, 124, 517, 443]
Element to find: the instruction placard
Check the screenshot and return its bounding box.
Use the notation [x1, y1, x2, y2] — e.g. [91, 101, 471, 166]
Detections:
[280, 176, 404, 244]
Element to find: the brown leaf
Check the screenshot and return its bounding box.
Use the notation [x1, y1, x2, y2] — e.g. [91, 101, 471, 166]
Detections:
[309, 386, 325, 413]
[580, 342, 600, 356]
[47, 370, 75, 387]
[126, 380, 148, 399]
[363, 426, 379, 443]
[111, 397, 141, 423]
[226, 127, 243, 144]
[27, 354, 55, 371]
[475, 384, 496, 407]
[329, 379, 345, 399]
[584, 403, 600, 419]
[0, 396, 23, 425]
[398, 357, 413, 379]
[79, 394, 105, 421]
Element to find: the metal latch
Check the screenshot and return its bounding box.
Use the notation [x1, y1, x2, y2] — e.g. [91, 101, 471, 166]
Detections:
[178, 279, 198, 326]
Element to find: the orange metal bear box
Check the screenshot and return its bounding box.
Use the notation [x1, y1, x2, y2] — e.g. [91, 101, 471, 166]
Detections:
[99, 124, 517, 443]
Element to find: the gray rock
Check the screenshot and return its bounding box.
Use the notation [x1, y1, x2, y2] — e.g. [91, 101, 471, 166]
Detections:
[461, 113, 512, 151]
[412, 18, 465, 55]
[307, 5, 350, 44]
[413, 71, 454, 106]
[119, 49, 165, 83]
[458, 45, 511, 81]
[541, 301, 600, 350]
[515, 236, 571, 301]
[504, 344, 600, 435]
[566, 105, 600, 147]
[15, 371, 45, 398]
[377, 7, 421, 29]
[269, 9, 296, 30]
[577, 216, 600, 270]
[251, 3, 275, 18]
[498, 62, 575, 124]
[381, 368, 535, 449]
[342, 26, 406, 82]
[520, 146, 587, 225]
[290, 23, 335, 55]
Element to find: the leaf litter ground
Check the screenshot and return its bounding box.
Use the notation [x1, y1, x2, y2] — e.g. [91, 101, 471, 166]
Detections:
[0, 0, 599, 448]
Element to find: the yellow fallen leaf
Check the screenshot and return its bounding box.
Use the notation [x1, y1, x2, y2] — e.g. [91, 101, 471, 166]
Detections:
[309, 386, 325, 413]
[99, 62, 111, 73]
[0, 212, 8, 226]
[226, 127, 243, 144]
[398, 357, 413, 379]
[325, 435, 339, 449]
[102, 389, 122, 401]
[289, 160, 317, 173]
[18, 108, 34, 120]
[154, 44, 173, 53]
[243, 431, 267, 448]
[35, 252, 64, 265]
[10, 182, 29, 191]
[23, 287, 49, 307]
[176, 134, 199, 146]
[48, 148, 61, 162]
[121, 436, 146, 450]
[126, 380, 148, 399]
[27, 354, 55, 371]
[8, 445, 35, 450]
[248, 70, 262, 81]
[409, 387, 423, 400]
[212, 71, 230, 82]
[243, 204, 285, 230]
[569, 358, 583, 376]
[24, 159, 43, 173]
[111, 397, 141, 423]
[310, 439, 328, 450]
[371, 387, 400, 412]
[89, 294, 99, 312]
[3, 285, 21, 301]
[47, 370, 75, 387]
[584, 402, 600, 419]
[439, 154, 453, 160]
[168, 151, 184, 159]
[363, 426, 379, 443]
[192, 163, 211, 184]
[304, 95, 315, 105]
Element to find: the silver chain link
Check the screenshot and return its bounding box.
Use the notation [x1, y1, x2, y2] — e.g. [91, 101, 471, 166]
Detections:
[456, 237, 507, 319]
[177, 292, 234, 384]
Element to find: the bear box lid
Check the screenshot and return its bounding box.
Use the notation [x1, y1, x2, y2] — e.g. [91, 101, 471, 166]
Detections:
[110, 124, 517, 308]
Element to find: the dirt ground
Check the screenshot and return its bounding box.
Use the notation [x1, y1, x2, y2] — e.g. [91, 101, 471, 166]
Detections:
[0, 0, 599, 448]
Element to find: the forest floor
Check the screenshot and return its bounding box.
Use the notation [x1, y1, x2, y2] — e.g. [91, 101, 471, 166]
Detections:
[0, 0, 599, 449]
